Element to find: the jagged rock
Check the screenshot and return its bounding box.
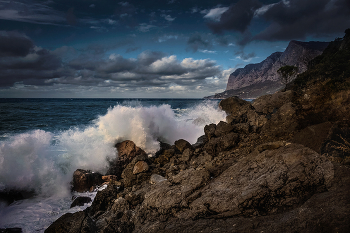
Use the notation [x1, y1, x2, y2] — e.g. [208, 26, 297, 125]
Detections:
[204, 124, 216, 140]
[203, 132, 239, 155]
[232, 123, 250, 134]
[70, 196, 92, 208]
[107, 140, 147, 177]
[154, 149, 175, 165]
[89, 183, 120, 216]
[186, 143, 333, 219]
[150, 174, 167, 184]
[175, 139, 193, 153]
[133, 161, 149, 174]
[72, 169, 103, 193]
[180, 148, 193, 162]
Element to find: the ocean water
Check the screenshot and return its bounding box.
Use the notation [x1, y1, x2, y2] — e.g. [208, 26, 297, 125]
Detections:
[0, 98, 226, 232]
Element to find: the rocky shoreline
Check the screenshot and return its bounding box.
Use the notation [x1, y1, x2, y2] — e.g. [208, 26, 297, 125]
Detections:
[44, 92, 350, 233]
[42, 30, 350, 233]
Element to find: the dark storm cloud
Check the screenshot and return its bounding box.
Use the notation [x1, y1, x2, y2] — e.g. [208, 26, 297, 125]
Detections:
[187, 34, 211, 52]
[0, 32, 223, 91]
[207, 0, 262, 34]
[0, 31, 34, 57]
[255, 0, 350, 41]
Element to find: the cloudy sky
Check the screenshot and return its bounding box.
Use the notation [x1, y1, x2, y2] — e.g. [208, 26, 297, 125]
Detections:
[0, 0, 349, 98]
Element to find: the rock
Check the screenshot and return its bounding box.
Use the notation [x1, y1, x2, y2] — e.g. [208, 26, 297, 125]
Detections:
[232, 123, 250, 134]
[143, 168, 210, 211]
[70, 196, 92, 208]
[89, 183, 120, 216]
[253, 90, 293, 114]
[150, 174, 167, 184]
[214, 121, 234, 137]
[44, 210, 96, 233]
[133, 161, 149, 174]
[0, 189, 35, 205]
[175, 139, 193, 153]
[192, 135, 208, 148]
[203, 132, 239, 155]
[102, 175, 118, 182]
[204, 124, 216, 140]
[321, 123, 350, 164]
[261, 102, 298, 137]
[154, 149, 175, 165]
[72, 169, 103, 193]
[187, 143, 333, 218]
[107, 140, 147, 177]
[219, 97, 255, 125]
[292, 122, 333, 153]
[180, 148, 193, 162]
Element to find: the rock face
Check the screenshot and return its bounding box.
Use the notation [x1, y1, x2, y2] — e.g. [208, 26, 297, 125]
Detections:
[226, 40, 329, 91]
[107, 140, 147, 178]
[205, 40, 329, 99]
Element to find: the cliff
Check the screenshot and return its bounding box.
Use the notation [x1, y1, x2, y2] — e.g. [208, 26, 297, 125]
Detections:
[205, 40, 329, 99]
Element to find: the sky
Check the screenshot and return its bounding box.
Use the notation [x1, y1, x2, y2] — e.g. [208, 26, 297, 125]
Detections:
[0, 0, 349, 98]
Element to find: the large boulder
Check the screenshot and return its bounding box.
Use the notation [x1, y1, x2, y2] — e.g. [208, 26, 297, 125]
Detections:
[72, 169, 103, 193]
[185, 142, 333, 218]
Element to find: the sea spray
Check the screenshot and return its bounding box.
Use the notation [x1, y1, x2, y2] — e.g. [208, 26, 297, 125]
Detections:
[0, 100, 226, 232]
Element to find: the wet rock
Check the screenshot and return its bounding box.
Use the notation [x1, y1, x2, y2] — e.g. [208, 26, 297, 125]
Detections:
[133, 161, 149, 174]
[44, 209, 96, 233]
[187, 143, 333, 218]
[70, 196, 92, 208]
[72, 169, 103, 193]
[175, 139, 193, 153]
[150, 174, 167, 184]
[0, 189, 35, 205]
[89, 183, 120, 216]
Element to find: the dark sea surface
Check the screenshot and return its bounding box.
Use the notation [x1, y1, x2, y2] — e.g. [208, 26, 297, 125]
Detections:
[0, 98, 212, 138]
[0, 98, 225, 232]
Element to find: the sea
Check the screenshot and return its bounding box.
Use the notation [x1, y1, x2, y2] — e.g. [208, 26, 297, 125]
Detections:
[0, 98, 226, 232]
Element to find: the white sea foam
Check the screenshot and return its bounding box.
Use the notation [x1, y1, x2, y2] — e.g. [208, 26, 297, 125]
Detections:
[0, 101, 226, 232]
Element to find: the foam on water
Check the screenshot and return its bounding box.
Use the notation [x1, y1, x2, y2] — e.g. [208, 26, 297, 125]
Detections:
[0, 100, 226, 232]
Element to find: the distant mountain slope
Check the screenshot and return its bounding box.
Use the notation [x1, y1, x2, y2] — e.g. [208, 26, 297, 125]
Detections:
[205, 40, 329, 99]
